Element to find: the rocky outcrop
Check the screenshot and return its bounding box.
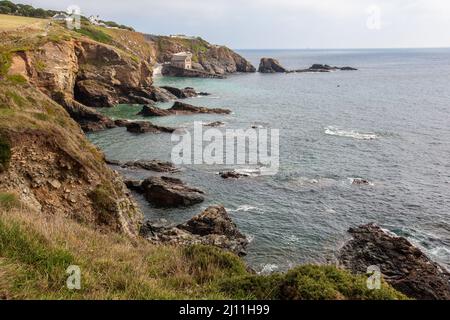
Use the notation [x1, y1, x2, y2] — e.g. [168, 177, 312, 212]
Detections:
[205, 121, 225, 127]
[129, 176, 205, 207]
[138, 101, 231, 117]
[161, 65, 226, 78]
[339, 224, 450, 300]
[142, 206, 249, 256]
[170, 101, 231, 115]
[258, 58, 288, 73]
[160, 86, 198, 99]
[106, 159, 179, 173]
[125, 121, 176, 134]
[145, 35, 255, 75]
[137, 105, 172, 117]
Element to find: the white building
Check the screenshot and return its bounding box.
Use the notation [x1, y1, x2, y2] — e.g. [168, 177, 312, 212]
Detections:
[171, 52, 193, 69]
[51, 13, 70, 22]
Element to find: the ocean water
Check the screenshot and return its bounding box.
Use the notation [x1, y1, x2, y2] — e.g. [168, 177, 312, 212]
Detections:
[88, 49, 450, 272]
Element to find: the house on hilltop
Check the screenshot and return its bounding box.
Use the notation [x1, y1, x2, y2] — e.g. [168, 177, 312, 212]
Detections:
[171, 52, 193, 69]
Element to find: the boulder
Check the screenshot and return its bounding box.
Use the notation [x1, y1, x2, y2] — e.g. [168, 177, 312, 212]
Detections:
[258, 58, 288, 73]
[339, 224, 450, 300]
[141, 176, 205, 207]
[142, 205, 249, 256]
[150, 87, 177, 102]
[113, 119, 130, 127]
[160, 86, 198, 99]
[126, 121, 175, 134]
[124, 180, 143, 192]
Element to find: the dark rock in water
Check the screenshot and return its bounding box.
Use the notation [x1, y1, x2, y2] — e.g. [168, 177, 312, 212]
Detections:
[150, 87, 177, 102]
[126, 121, 175, 134]
[121, 160, 179, 173]
[142, 206, 249, 256]
[205, 121, 225, 127]
[340, 66, 358, 71]
[114, 119, 130, 127]
[219, 171, 250, 179]
[339, 224, 450, 300]
[161, 86, 208, 99]
[296, 64, 358, 73]
[258, 58, 288, 73]
[198, 92, 211, 96]
[169, 101, 231, 115]
[137, 105, 172, 117]
[352, 178, 371, 185]
[141, 176, 205, 207]
[105, 158, 123, 166]
[137, 102, 230, 117]
[124, 180, 143, 192]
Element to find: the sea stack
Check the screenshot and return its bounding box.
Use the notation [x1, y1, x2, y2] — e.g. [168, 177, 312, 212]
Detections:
[258, 58, 288, 73]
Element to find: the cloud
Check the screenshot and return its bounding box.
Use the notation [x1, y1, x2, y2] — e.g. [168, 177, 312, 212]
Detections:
[14, 0, 450, 48]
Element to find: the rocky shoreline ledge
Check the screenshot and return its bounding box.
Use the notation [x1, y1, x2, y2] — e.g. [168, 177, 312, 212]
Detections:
[258, 58, 358, 73]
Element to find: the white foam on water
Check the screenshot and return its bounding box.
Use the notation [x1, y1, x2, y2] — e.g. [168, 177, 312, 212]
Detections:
[325, 126, 378, 140]
[259, 264, 279, 274]
[229, 205, 263, 213]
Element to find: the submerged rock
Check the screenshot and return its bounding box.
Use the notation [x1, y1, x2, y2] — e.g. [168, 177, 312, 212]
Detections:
[258, 58, 288, 73]
[141, 176, 205, 207]
[339, 224, 450, 300]
[296, 64, 358, 73]
[125, 121, 175, 134]
[119, 160, 179, 173]
[352, 178, 371, 186]
[142, 205, 249, 256]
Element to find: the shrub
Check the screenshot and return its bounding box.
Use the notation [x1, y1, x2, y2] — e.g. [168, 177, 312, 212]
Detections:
[88, 184, 116, 225]
[0, 134, 11, 172]
[75, 25, 112, 44]
[0, 192, 20, 211]
[183, 245, 247, 283]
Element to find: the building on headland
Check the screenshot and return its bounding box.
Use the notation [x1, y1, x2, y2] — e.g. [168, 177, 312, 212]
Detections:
[51, 13, 70, 22]
[169, 34, 196, 40]
[171, 52, 193, 69]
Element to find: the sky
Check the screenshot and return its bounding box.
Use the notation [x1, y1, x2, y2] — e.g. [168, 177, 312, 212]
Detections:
[15, 0, 450, 49]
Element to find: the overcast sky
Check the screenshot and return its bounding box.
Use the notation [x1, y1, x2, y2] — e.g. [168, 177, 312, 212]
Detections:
[18, 0, 450, 49]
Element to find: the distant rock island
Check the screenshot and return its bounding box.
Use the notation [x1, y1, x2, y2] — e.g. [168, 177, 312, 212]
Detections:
[258, 58, 358, 73]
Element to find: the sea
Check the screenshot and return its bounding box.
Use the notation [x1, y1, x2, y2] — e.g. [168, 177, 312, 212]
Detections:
[88, 48, 450, 273]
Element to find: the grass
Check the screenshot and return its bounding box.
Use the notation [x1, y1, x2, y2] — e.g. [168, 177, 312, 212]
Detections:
[0, 207, 408, 300]
[0, 14, 46, 31]
[75, 25, 112, 44]
[0, 192, 19, 211]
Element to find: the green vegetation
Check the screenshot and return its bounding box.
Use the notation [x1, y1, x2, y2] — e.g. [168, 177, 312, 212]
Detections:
[220, 265, 408, 300]
[6, 74, 27, 84]
[88, 184, 116, 226]
[0, 1, 60, 18]
[0, 192, 19, 211]
[0, 134, 11, 172]
[75, 24, 112, 44]
[100, 20, 134, 32]
[0, 52, 11, 76]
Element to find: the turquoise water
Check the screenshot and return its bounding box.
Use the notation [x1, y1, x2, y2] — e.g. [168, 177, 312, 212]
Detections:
[88, 49, 450, 272]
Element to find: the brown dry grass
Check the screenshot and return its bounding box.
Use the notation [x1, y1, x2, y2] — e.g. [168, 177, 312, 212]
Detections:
[0, 14, 47, 31]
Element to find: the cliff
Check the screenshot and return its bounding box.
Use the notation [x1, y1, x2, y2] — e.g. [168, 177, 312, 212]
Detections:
[0, 16, 406, 300]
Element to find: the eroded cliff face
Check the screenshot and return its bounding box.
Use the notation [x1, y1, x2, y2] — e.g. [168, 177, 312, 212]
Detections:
[7, 35, 155, 131]
[0, 81, 143, 237]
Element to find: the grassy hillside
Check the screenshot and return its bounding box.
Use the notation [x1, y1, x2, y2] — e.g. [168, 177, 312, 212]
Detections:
[0, 13, 46, 30]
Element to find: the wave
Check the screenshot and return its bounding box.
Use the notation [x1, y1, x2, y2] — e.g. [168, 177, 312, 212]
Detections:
[229, 205, 264, 213]
[324, 126, 378, 140]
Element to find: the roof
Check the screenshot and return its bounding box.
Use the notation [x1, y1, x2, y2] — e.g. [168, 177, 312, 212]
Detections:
[52, 13, 68, 19]
[171, 52, 192, 61]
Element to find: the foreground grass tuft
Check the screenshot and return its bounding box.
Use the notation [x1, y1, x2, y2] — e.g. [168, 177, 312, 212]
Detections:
[220, 265, 408, 300]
